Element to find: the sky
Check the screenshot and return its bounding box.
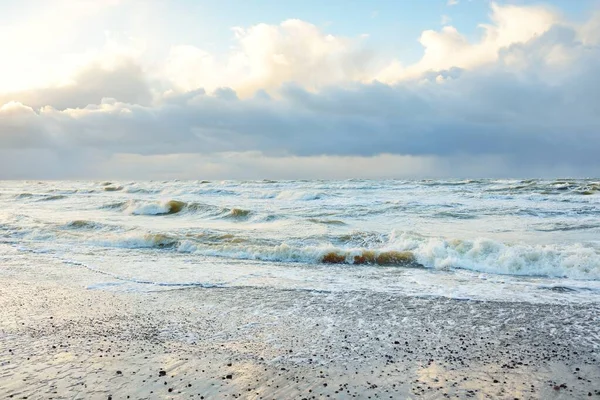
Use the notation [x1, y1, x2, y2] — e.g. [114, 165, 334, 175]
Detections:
[1, 0, 599, 179]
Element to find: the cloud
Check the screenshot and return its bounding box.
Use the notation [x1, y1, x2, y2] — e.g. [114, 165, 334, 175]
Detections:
[0, 59, 152, 110]
[165, 19, 374, 96]
[0, 0, 134, 93]
[1, 27, 599, 170]
[0, 2, 599, 178]
[377, 2, 558, 82]
[447, 0, 459, 6]
[164, 4, 560, 95]
[579, 11, 600, 45]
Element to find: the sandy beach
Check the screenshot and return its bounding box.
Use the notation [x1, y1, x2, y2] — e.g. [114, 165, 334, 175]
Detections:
[1, 253, 599, 399]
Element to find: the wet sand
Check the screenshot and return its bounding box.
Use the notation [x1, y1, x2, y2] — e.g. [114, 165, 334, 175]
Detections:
[1, 257, 599, 399]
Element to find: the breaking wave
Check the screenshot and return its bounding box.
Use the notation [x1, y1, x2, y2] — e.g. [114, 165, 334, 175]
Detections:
[94, 233, 179, 249]
[222, 208, 252, 219]
[391, 233, 600, 280]
[173, 232, 600, 279]
[125, 200, 187, 215]
[119, 199, 253, 220]
[176, 241, 422, 267]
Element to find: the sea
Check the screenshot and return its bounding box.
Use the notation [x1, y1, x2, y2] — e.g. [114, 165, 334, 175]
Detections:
[1, 179, 600, 304]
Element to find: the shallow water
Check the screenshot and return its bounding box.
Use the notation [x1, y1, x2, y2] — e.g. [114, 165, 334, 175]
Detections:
[1, 179, 600, 303]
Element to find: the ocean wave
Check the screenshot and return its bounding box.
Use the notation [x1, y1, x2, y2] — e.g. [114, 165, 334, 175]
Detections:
[222, 208, 252, 219]
[125, 200, 186, 215]
[484, 181, 600, 195]
[188, 203, 253, 220]
[432, 211, 477, 219]
[123, 186, 160, 194]
[174, 232, 600, 279]
[308, 218, 347, 225]
[38, 194, 68, 201]
[388, 232, 600, 280]
[103, 185, 123, 192]
[533, 222, 600, 232]
[190, 188, 240, 196]
[64, 220, 103, 230]
[336, 231, 389, 247]
[13, 192, 69, 201]
[101, 201, 129, 210]
[276, 190, 326, 201]
[62, 220, 117, 231]
[178, 241, 422, 267]
[183, 232, 250, 244]
[94, 233, 179, 249]
[31, 220, 600, 279]
[419, 179, 483, 186]
[121, 199, 253, 220]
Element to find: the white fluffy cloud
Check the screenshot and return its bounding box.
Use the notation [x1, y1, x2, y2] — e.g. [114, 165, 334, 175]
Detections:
[0, 2, 599, 178]
[165, 19, 373, 96]
[377, 3, 559, 82]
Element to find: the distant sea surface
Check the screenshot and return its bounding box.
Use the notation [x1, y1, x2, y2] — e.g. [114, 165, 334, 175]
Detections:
[2, 179, 600, 303]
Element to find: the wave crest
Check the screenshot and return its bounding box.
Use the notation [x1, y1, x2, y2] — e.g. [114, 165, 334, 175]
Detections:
[104, 186, 123, 192]
[322, 250, 418, 266]
[223, 208, 251, 219]
[65, 220, 101, 230]
[276, 191, 325, 201]
[126, 200, 186, 215]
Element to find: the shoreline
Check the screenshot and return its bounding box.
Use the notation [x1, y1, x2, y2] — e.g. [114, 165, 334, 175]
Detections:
[1, 260, 599, 399]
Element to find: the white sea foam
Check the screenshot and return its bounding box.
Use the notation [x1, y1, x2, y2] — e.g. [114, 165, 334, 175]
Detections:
[387, 232, 600, 279]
